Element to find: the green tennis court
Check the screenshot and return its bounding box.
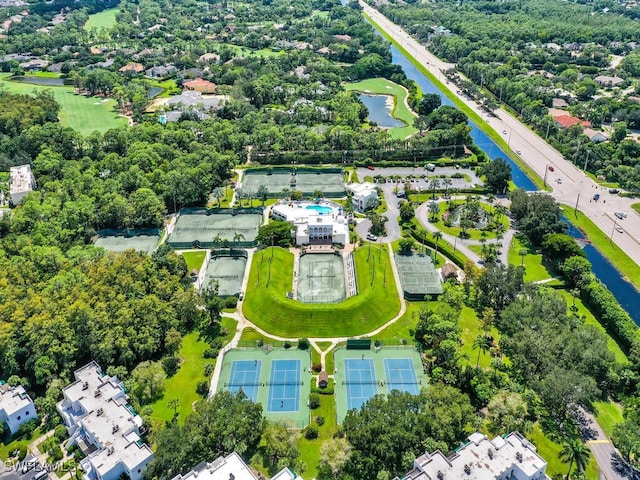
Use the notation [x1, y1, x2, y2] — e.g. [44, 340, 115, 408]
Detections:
[297, 253, 346, 303]
[334, 346, 427, 423]
[168, 210, 262, 249]
[394, 253, 442, 299]
[95, 230, 160, 254]
[217, 348, 311, 427]
[203, 254, 247, 296]
[242, 169, 346, 197]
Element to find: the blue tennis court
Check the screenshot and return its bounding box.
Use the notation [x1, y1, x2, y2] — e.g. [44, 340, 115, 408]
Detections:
[267, 359, 301, 412]
[384, 358, 420, 394]
[226, 360, 261, 402]
[345, 358, 377, 411]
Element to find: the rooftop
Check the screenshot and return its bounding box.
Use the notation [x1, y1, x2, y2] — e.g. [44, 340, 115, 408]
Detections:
[397, 432, 549, 480]
[9, 165, 35, 194]
[346, 182, 377, 196]
[0, 384, 33, 416]
[171, 452, 297, 480]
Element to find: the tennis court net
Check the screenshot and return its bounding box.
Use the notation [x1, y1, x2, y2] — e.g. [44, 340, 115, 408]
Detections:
[225, 381, 304, 387]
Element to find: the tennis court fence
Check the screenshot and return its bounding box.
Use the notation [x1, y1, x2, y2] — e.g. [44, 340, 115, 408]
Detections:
[224, 380, 305, 387]
[341, 380, 423, 385]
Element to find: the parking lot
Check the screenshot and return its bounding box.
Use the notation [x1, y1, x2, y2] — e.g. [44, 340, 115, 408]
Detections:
[356, 166, 483, 191]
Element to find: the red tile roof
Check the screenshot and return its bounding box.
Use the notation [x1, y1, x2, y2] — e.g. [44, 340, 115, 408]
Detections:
[554, 114, 591, 128]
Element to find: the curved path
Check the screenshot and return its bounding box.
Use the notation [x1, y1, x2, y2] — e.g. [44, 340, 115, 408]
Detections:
[360, 1, 640, 271]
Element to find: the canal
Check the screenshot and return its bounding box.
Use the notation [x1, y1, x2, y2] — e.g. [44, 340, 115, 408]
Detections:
[385, 41, 640, 323]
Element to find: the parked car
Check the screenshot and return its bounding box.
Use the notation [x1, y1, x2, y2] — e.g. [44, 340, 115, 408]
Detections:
[366, 234, 378, 241]
[609, 188, 619, 194]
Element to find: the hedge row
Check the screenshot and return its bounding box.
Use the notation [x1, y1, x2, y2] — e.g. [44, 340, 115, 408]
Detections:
[581, 279, 640, 355]
[404, 225, 467, 268]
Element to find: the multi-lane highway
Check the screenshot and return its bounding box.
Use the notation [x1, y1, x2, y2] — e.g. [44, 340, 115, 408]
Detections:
[360, 1, 640, 271]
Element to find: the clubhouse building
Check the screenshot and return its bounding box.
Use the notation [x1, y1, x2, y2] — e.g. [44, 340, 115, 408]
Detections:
[271, 201, 348, 246]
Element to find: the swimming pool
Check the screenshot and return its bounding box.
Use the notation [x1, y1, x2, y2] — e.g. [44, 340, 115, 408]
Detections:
[306, 205, 333, 214]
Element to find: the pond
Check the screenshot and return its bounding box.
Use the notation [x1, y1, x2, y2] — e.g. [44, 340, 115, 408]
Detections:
[11, 76, 71, 86]
[358, 93, 405, 128]
[381, 40, 640, 323]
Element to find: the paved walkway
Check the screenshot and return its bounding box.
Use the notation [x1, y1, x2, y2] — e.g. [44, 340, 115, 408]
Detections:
[580, 410, 629, 480]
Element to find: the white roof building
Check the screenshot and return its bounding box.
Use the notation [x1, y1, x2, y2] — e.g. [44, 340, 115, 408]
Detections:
[171, 452, 298, 480]
[394, 432, 550, 480]
[346, 182, 378, 213]
[9, 164, 36, 205]
[57, 362, 154, 480]
[271, 201, 348, 246]
[0, 384, 37, 435]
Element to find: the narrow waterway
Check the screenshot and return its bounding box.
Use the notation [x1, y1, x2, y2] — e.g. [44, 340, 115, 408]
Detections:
[385, 42, 640, 323]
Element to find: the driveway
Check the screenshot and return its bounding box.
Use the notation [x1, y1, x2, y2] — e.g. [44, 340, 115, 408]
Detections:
[356, 167, 483, 191]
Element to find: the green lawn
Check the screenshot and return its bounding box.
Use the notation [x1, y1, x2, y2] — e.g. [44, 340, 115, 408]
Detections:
[297, 388, 337, 478]
[84, 8, 119, 31]
[507, 234, 554, 282]
[459, 306, 500, 369]
[528, 424, 599, 479]
[0, 74, 127, 135]
[344, 77, 418, 140]
[239, 327, 269, 345]
[561, 207, 640, 289]
[632, 203, 640, 215]
[181, 250, 207, 273]
[558, 291, 628, 364]
[0, 428, 43, 461]
[372, 300, 424, 342]
[150, 321, 237, 423]
[593, 401, 623, 439]
[242, 246, 401, 337]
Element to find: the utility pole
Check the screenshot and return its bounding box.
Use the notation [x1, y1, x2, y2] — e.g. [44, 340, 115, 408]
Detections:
[543, 165, 549, 187]
[574, 194, 580, 217]
[545, 121, 551, 140]
[610, 217, 618, 241]
[583, 150, 591, 171]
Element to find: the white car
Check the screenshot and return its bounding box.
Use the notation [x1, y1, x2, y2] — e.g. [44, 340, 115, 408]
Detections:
[516, 150, 521, 156]
[502, 130, 507, 134]
[615, 226, 624, 234]
[556, 178, 562, 184]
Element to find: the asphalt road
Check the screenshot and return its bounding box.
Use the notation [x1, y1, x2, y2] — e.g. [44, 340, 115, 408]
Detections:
[360, 1, 640, 271]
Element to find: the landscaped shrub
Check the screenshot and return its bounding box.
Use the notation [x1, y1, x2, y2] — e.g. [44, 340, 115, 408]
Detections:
[203, 347, 218, 359]
[204, 363, 214, 377]
[283, 341, 292, 349]
[312, 363, 322, 372]
[54, 425, 67, 442]
[224, 296, 238, 309]
[315, 416, 325, 426]
[16, 445, 27, 460]
[298, 338, 310, 350]
[309, 393, 321, 409]
[16, 419, 38, 440]
[304, 425, 319, 439]
[256, 339, 264, 347]
[162, 356, 180, 377]
[196, 381, 209, 397]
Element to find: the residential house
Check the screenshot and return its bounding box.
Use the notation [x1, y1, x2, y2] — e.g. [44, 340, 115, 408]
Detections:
[170, 452, 298, 480]
[333, 34, 352, 42]
[197, 53, 221, 64]
[19, 58, 49, 71]
[594, 75, 624, 88]
[183, 78, 217, 93]
[393, 432, 550, 480]
[9, 164, 36, 205]
[145, 65, 176, 79]
[57, 362, 154, 480]
[346, 182, 378, 213]
[584, 128, 609, 143]
[0, 384, 37, 435]
[553, 114, 591, 129]
[551, 98, 569, 108]
[119, 62, 144, 74]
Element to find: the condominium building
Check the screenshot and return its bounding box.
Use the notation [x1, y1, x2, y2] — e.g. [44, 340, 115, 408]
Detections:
[57, 362, 154, 480]
[9, 164, 36, 205]
[395, 432, 550, 480]
[171, 452, 298, 480]
[0, 383, 37, 435]
[346, 182, 378, 213]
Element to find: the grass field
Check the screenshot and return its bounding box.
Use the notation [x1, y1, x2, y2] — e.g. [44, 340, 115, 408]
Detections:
[344, 78, 418, 140]
[528, 424, 599, 479]
[459, 306, 501, 369]
[593, 401, 623, 439]
[297, 387, 337, 478]
[507, 234, 554, 282]
[372, 300, 423, 342]
[0, 74, 127, 135]
[242, 246, 401, 337]
[150, 320, 237, 423]
[561, 208, 640, 290]
[181, 250, 207, 273]
[0, 428, 44, 461]
[632, 203, 640, 215]
[84, 8, 119, 31]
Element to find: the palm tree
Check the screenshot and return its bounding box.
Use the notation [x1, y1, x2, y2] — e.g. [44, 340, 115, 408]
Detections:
[519, 248, 528, 266]
[233, 232, 245, 245]
[559, 438, 590, 479]
[167, 397, 180, 418]
[473, 334, 491, 367]
[433, 231, 443, 262]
